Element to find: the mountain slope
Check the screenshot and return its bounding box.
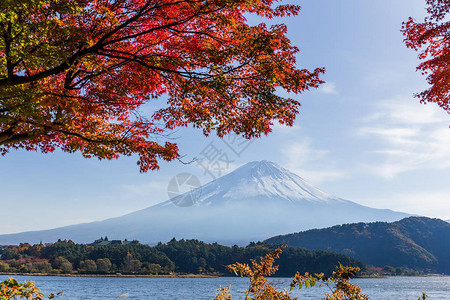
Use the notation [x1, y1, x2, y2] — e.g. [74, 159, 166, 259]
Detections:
[0, 161, 409, 245]
[264, 217, 450, 274]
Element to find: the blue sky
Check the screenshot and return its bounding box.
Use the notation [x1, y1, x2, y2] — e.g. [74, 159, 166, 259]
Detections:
[1, 0, 450, 234]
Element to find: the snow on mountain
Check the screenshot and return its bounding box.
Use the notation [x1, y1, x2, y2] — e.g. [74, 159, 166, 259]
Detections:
[158, 160, 349, 208]
[0, 161, 411, 245]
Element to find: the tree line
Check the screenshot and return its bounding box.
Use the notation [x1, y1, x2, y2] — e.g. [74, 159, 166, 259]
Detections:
[0, 238, 365, 276]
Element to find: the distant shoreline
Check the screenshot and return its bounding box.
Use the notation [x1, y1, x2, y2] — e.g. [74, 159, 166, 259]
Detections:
[358, 274, 449, 279]
[1, 272, 448, 279]
[0, 272, 220, 278]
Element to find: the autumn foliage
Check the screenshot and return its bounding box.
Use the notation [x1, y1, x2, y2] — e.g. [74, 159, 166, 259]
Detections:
[226, 248, 292, 300]
[402, 0, 450, 112]
[216, 248, 369, 300]
[0, 277, 61, 300]
[0, 0, 324, 171]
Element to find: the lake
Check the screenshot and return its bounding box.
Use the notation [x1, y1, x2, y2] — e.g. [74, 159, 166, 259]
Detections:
[0, 275, 449, 299]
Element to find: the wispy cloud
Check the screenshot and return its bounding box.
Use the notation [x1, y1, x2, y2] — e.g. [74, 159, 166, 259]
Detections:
[318, 82, 338, 95]
[280, 135, 346, 184]
[363, 98, 446, 125]
[358, 96, 450, 179]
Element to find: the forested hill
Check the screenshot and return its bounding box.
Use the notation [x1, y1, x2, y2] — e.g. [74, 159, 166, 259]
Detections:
[155, 239, 365, 277]
[264, 217, 450, 274]
[0, 239, 364, 277]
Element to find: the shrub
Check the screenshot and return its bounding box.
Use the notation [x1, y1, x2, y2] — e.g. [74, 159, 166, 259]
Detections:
[0, 262, 10, 272]
[216, 248, 370, 300]
[96, 258, 112, 273]
[0, 278, 62, 299]
[79, 260, 97, 272]
[32, 261, 53, 273]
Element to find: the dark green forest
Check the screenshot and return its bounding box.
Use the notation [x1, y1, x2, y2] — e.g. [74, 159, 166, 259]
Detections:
[0, 239, 364, 277]
[265, 217, 450, 275]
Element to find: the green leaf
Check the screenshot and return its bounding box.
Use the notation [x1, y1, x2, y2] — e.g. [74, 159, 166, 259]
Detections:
[418, 293, 429, 300]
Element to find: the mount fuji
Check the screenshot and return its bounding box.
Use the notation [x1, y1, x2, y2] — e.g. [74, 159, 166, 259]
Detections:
[0, 161, 410, 245]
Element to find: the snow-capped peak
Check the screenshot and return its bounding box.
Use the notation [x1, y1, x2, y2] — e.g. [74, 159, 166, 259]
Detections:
[163, 160, 347, 207]
[217, 160, 341, 204]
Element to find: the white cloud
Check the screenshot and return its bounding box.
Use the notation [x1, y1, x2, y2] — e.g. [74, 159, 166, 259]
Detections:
[358, 96, 450, 179]
[280, 136, 346, 184]
[362, 98, 446, 125]
[283, 140, 328, 165]
[318, 82, 338, 95]
[272, 123, 301, 134]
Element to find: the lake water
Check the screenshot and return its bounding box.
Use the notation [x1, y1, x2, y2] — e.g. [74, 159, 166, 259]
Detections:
[0, 275, 449, 299]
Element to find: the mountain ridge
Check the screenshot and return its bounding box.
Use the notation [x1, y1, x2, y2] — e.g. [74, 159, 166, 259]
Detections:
[264, 216, 450, 274]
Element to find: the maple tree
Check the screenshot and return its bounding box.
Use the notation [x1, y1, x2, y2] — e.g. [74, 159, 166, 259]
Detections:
[402, 0, 450, 113]
[0, 0, 324, 171]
